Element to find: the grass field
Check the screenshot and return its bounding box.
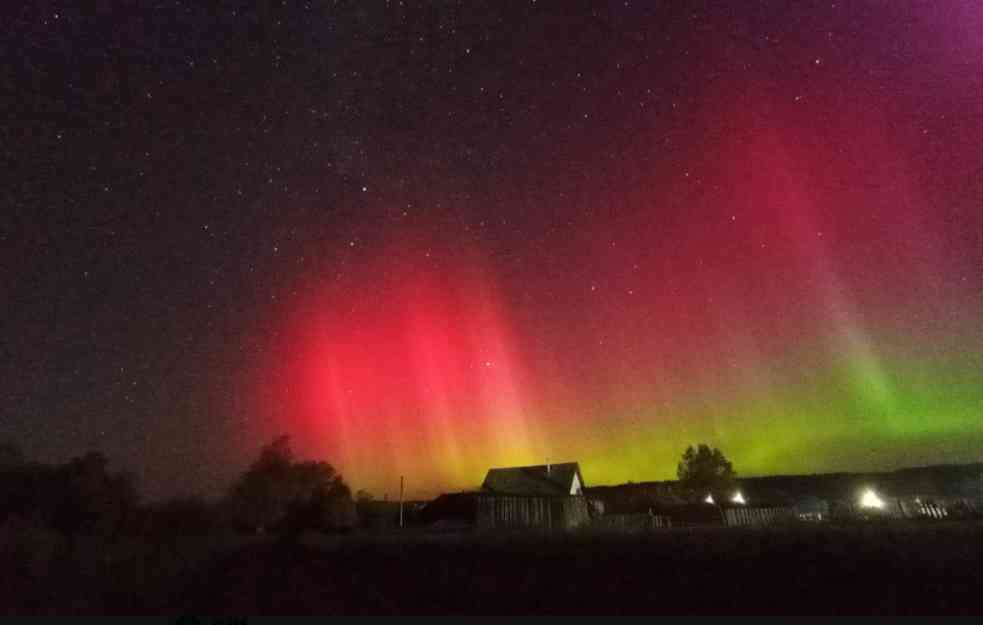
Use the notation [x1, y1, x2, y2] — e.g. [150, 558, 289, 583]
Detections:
[3, 521, 982, 614]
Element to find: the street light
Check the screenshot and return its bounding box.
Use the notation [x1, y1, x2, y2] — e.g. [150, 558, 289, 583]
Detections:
[859, 488, 885, 510]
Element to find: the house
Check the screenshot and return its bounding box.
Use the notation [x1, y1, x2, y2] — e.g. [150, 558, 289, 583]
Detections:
[477, 462, 592, 530]
[482, 462, 585, 496]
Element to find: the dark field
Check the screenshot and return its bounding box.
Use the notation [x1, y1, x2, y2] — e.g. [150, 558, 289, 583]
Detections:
[3, 522, 982, 615]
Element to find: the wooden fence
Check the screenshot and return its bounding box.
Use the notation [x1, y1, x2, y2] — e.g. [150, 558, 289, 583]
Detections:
[476, 495, 591, 530]
[895, 496, 979, 520]
[722, 506, 793, 527]
[594, 513, 673, 532]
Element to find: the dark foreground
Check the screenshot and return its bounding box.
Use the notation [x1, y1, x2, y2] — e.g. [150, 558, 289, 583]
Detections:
[3, 522, 982, 615]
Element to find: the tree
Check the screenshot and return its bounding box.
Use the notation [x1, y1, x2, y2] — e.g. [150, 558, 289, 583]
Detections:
[51, 451, 139, 535]
[225, 435, 355, 533]
[142, 496, 218, 538]
[0, 440, 25, 466]
[676, 444, 736, 501]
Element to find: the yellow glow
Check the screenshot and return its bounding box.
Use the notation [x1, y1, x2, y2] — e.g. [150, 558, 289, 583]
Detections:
[731, 491, 746, 504]
[704, 493, 715, 504]
[859, 488, 885, 509]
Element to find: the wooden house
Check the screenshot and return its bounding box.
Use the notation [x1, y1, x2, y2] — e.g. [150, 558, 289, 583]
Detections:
[477, 462, 591, 530]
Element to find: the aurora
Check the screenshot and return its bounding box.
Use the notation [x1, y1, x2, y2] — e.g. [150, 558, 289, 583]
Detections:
[248, 90, 983, 497]
[5, 1, 982, 501]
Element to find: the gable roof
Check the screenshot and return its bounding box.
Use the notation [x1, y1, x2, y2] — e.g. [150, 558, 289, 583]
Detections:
[482, 462, 585, 496]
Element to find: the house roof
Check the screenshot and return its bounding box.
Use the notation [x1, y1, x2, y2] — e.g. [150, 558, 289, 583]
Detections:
[482, 462, 584, 496]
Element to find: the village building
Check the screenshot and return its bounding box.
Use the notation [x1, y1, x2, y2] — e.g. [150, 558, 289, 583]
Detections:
[793, 495, 829, 522]
[478, 462, 592, 530]
[422, 462, 594, 531]
[482, 462, 585, 497]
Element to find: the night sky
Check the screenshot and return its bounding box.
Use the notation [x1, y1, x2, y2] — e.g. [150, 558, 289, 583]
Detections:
[4, 1, 983, 500]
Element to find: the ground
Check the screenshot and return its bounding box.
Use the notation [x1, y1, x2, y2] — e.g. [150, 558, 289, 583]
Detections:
[2, 522, 982, 614]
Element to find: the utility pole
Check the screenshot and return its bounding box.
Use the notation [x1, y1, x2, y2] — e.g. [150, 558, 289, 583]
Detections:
[399, 475, 405, 529]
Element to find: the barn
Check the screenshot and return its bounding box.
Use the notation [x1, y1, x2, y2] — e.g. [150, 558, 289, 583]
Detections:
[477, 462, 592, 530]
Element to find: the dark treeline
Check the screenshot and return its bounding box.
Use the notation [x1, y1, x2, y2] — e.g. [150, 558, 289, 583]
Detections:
[0, 436, 416, 614]
[0, 446, 138, 536]
[0, 436, 360, 540]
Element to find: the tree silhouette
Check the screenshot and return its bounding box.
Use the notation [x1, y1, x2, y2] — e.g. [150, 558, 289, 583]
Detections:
[226, 435, 355, 532]
[49, 451, 139, 534]
[676, 444, 736, 501]
[143, 496, 218, 537]
[0, 440, 24, 466]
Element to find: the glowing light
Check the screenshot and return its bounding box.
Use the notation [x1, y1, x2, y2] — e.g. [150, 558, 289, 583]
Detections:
[704, 493, 715, 504]
[859, 488, 885, 510]
[731, 491, 746, 505]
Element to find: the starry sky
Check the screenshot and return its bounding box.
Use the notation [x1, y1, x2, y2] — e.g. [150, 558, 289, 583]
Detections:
[4, 1, 983, 500]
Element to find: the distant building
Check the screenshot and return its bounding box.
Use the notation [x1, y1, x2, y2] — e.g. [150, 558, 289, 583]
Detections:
[793, 495, 830, 522]
[477, 462, 591, 530]
[419, 462, 594, 531]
